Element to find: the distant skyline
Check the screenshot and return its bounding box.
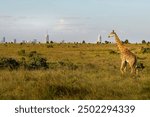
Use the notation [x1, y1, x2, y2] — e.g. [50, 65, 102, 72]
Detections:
[0, 0, 150, 43]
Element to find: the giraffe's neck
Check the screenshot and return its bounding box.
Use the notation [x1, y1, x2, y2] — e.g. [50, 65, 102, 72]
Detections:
[114, 33, 126, 52]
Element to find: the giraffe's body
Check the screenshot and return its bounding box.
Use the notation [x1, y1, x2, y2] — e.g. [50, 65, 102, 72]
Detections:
[108, 30, 137, 74]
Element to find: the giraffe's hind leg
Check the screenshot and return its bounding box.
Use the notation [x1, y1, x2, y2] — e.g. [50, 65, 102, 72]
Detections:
[130, 65, 136, 75]
[129, 59, 137, 75]
[120, 60, 127, 74]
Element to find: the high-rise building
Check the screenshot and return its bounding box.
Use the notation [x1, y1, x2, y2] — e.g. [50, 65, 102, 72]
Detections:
[14, 39, 17, 43]
[2, 37, 6, 43]
[22, 40, 26, 43]
[97, 34, 102, 43]
[46, 34, 49, 43]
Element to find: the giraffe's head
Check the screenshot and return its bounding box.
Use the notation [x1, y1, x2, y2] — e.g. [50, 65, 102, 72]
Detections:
[108, 30, 116, 38]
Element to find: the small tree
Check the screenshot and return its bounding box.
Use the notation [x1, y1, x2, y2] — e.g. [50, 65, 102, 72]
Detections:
[124, 39, 129, 44]
[142, 40, 146, 44]
[82, 40, 86, 44]
[50, 41, 54, 43]
[105, 41, 109, 44]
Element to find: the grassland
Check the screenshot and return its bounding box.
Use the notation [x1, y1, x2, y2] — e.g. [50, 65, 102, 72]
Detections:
[0, 43, 150, 100]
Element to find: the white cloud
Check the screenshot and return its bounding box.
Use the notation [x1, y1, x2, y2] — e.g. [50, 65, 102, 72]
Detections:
[52, 18, 89, 34]
[53, 18, 66, 31]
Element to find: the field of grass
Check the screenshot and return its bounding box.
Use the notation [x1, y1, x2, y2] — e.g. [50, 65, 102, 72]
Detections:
[0, 43, 150, 100]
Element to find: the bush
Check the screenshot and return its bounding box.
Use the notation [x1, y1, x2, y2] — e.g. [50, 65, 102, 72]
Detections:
[47, 44, 53, 48]
[136, 62, 145, 70]
[50, 41, 54, 43]
[82, 40, 86, 44]
[109, 50, 118, 54]
[26, 56, 49, 70]
[25, 51, 49, 70]
[19, 57, 27, 69]
[28, 51, 38, 57]
[105, 41, 111, 44]
[142, 40, 146, 44]
[124, 39, 129, 44]
[0, 50, 50, 70]
[18, 50, 49, 70]
[140, 47, 150, 54]
[0, 57, 20, 70]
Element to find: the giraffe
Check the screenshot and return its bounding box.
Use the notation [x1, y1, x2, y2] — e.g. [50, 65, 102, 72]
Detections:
[108, 30, 137, 75]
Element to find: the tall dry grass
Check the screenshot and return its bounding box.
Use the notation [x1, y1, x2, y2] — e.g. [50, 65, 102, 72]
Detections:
[0, 43, 150, 99]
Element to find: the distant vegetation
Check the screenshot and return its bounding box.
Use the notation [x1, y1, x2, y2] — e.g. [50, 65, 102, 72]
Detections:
[123, 39, 130, 44]
[0, 43, 150, 99]
[0, 57, 19, 70]
[140, 47, 150, 54]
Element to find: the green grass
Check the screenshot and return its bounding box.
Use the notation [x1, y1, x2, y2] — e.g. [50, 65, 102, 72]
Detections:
[0, 43, 150, 100]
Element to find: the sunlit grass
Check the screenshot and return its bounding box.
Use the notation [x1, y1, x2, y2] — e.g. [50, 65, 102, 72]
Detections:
[0, 43, 150, 99]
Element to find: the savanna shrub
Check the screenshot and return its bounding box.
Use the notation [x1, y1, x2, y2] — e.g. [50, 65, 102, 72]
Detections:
[28, 51, 38, 57]
[0, 57, 20, 70]
[47, 44, 53, 48]
[25, 56, 48, 69]
[26, 54, 49, 70]
[18, 50, 49, 70]
[109, 50, 118, 54]
[19, 57, 27, 69]
[136, 62, 145, 70]
[140, 47, 150, 54]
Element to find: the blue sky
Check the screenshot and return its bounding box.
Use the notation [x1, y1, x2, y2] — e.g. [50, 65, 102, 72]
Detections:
[0, 0, 150, 43]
